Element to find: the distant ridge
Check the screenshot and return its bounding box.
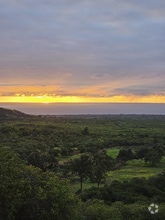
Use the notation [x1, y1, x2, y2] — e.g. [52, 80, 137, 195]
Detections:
[0, 107, 31, 119]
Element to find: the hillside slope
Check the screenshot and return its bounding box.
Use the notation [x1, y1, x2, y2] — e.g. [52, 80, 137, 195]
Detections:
[0, 107, 31, 119]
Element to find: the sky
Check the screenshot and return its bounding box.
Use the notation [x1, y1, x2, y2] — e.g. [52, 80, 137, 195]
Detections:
[0, 0, 165, 103]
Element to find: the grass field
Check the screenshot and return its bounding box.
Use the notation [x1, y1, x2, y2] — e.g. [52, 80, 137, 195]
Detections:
[59, 148, 165, 192]
[107, 157, 165, 183]
[106, 147, 120, 159]
[71, 157, 165, 192]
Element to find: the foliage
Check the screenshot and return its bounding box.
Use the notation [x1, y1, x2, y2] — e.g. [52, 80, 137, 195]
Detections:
[117, 148, 134, 161]
[70, 154, 92, 191]
[1, 114, 165, 164]
[26, 150, 58, 171]
[80, 172, 165, 206]
[81, 126, 89, 135]
[90, 150, 113, 187]
[1, 110, 165, 219]
[0, 147, 79, 220]
[136, 145, 164, 166]
[79, 199, 121, 220]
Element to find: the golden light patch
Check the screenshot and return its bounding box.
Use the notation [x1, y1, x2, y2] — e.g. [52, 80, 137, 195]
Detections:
[0, 95, 164, 103]
[0, 96, 83, 103]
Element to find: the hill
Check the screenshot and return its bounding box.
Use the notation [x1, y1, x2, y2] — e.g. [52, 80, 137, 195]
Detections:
[0, 107, 31, 119]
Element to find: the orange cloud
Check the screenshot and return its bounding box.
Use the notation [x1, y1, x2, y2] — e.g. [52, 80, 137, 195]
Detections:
[0, 83, 165, 103]
[0, 94, 164, 103]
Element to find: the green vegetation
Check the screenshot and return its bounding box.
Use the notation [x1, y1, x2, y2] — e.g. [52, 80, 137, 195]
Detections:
[106, 147, 120, 158]
[1, 108, 165, 219]
[107, 158, 165, 182]
[0, 147, 79, 220]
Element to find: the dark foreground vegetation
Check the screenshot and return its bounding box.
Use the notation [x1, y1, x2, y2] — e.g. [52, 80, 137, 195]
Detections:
[1, 107, 165, 219]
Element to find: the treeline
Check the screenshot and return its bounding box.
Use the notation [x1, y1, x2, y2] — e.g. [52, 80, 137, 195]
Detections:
[81, 173, 165, 205]
[0, 115, 165, 158]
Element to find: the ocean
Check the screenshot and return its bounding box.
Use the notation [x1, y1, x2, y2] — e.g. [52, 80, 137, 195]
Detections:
[0, 103, 165, 115]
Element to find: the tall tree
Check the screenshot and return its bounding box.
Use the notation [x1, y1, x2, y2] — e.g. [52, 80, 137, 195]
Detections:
[90, 150, 113, 188]
[70, 154, 92, 191]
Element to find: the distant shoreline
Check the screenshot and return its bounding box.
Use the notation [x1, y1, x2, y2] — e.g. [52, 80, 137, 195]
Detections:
[0, 103, 165, 115]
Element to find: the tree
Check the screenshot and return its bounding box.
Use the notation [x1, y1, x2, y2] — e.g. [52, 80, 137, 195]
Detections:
[90, 150, 113, 188]
[16, 169, 79, 220]
[0, 147, 25, 219]
[70, 154, 92, 191]
[0, 146, 79, 220]
[117, 149, 134, 161]
[136, 145, 164, 166]
[81, 199, 115, 220]
[144, 145, 163, 166]
[135, 147, 148, 160]
[81, 126, 89, 135]
[27, 150, 58, 171]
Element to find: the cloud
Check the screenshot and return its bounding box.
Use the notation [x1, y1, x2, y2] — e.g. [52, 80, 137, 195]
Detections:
[0, 0, 165, 101]
[113, 86, 165, 97]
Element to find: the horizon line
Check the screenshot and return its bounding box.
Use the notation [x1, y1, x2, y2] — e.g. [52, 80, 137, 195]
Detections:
[0, 102, 165, 104]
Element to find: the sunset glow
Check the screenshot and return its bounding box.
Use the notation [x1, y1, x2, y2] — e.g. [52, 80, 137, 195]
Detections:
[1, 1, 165, 108]
[0, 95, 165, 104]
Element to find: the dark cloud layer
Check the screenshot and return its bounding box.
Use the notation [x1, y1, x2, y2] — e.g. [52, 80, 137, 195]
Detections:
[0, 0, 165, 97]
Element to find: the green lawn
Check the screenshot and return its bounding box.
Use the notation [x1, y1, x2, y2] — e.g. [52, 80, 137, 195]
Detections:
[106, 157, 165, 183]
[106, 147, 120, 159]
